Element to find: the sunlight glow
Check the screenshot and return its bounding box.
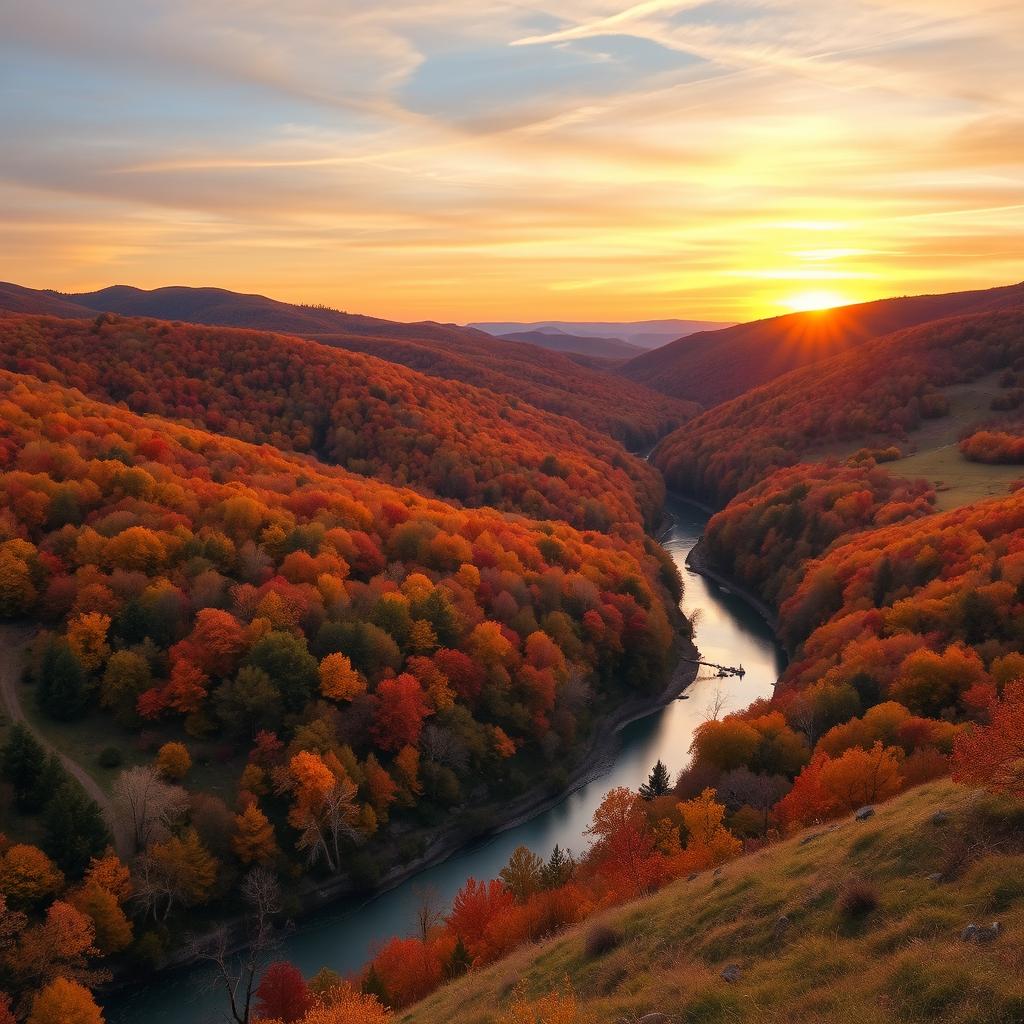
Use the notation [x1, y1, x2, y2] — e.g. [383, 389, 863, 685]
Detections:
[782, 289, 849, 313]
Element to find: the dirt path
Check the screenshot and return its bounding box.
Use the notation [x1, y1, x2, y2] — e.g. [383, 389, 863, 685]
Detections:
[0, 624, 131, 857]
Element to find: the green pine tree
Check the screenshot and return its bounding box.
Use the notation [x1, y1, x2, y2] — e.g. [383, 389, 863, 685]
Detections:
[43, 779, 111, 874]
[37, 638, 88, 720]
[1, 722, 48, 811]
[639, 759, 672, 800]
[445, 935, 472, 979]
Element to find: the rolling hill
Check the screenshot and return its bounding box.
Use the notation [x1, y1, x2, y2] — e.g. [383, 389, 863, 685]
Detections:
[0, 313, 667, 531]
[0, 283, 697, 447]
[471, 318, 732, 349]
[620, 281, 1024, 407]
[495, 329, 642, 361]
[652, 306, 1024, 507]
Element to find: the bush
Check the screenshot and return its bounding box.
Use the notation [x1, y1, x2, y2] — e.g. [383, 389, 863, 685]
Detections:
[97, 747, 123, 768]
[837, 879, 879, 919]
[584, 923, 623, 959]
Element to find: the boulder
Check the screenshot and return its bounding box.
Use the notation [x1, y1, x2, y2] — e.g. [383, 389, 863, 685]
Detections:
[721, 964, 741, 983]
[855, 806, 875, 821]
[799, 832, 822, 846]
[927, 872, 943, 883]
[961, 921, 1002, 943]
[773, 915, 790, 941]
[931, 810, 951, 826]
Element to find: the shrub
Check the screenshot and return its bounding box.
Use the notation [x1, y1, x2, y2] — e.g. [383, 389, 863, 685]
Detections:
[583, 923, 623, 959]
[837, 879, 879, 919]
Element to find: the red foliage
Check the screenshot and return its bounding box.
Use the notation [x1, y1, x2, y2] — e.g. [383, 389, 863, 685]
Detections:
[255, 961, 311, 1023]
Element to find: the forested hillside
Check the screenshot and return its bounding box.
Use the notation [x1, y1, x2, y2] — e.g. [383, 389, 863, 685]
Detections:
[0, 362, 680, 1015]
[653, 308, 1024, 507]
[622, 281, 1024, 406]
[0, 314, 665, 532]
[0, 285, 696, 447]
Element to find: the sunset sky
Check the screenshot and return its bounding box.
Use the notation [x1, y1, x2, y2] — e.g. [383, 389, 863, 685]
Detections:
[1, 1, 1022, 322]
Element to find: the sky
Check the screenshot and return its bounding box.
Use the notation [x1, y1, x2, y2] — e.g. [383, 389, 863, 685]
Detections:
[1, 0, 1022, 323]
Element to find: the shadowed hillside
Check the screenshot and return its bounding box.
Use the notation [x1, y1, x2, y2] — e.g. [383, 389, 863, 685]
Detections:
[621, 281, 1024, 407]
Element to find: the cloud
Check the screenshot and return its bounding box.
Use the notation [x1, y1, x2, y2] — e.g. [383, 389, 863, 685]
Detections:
[0, 0, 1021, 320]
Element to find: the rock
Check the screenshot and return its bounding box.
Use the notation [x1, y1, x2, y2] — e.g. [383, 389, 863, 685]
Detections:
[687, 872, 699, 881]
[713, 866, 723, 877]
[961, 921, 1002, 943]
[721, 964, 741, 983]
[855, 805, 875, 821]
[637, 1015, 671, 1024]
[932, 810, 951, 825]
[773, 915, 790, 940]
[799, 832, 822, 846]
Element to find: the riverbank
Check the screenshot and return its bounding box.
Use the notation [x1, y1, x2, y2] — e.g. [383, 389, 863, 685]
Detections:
[107, 631, 702, 991]
[685, 536, 779, 634]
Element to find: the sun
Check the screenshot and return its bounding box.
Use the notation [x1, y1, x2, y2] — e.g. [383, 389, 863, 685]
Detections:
[783, 289, 848, 313]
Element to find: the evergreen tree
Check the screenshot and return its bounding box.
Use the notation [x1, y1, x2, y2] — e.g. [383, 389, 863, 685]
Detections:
[37, 638, 88, 720]
[540, 844, 576, 889]
[445, 935, 472, 979]
[43, 780, 111, 874]
[1, 722, 48, 811]
[639, 759, 671, 800]
[361, 964, 390, 1007]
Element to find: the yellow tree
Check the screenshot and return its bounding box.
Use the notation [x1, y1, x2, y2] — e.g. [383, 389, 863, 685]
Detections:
[66, 612, 111, 672]
[232, 803, 279, 866]
[318, 653, 366, 702]
[27, 978, 103, 1024]
[154, 742, 192, 781]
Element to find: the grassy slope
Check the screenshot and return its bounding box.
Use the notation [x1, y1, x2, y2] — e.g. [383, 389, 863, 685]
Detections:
[405, 780, 1024, 1024]
[810, 370, 1023, 511]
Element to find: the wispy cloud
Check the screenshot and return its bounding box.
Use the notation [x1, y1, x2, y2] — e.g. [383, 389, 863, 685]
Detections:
[0, 0, 1021, 320]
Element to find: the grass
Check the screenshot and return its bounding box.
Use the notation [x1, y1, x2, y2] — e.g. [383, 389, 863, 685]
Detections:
[401, 781, 1024, 1024]
[811, 370, 1024, 512]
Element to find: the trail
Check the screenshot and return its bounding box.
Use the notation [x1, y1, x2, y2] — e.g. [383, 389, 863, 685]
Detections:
[0, 624, 131, 857]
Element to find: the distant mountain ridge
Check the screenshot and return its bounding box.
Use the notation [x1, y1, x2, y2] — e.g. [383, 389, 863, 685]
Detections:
[495, 329, 643, 360]
[618, 280, 1024, 407]
[471, 318, 733, 350]
[0, 281, 697, 447]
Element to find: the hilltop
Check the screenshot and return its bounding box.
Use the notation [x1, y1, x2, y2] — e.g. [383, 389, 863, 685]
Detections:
[621, 281, 1024, 408]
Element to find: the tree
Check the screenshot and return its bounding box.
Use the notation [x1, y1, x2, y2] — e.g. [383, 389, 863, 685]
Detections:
[26, 978, 103, 1024]
[639, 760, 671, 800]
[447, 878, 514, 961]
[255, 961, 310, 1023]
[71, 882, 133, 953]
[154, 741, 192, 781]
[498, 846, 544, 904]
[66, 612, 111, 672]
[1, 723, 48, 811]
[232, 802, 279, 866]
[0, 549, 36, 616]
[112, 765, 188, 851]
[412, 885, 445, 941]
[370, 674, 431, 752]
[37, 638, 88, 720]
[191, 867, 282, 1024]
[42, 781, 111, 874]
[0, 845, 64, 907]
[585, 788, 660, 899]
[540, 845, 576, 889]
[318, 652, 365, 702]
[137, 828, 218, 921]
[214, 666, 283, 737]
[952, 680, 1024, 796]
[246, 631, 319, 712]
[101, 649, 151, 726]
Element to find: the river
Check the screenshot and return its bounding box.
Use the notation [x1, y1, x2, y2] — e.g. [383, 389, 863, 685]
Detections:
[107, 497, 785, 1023]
